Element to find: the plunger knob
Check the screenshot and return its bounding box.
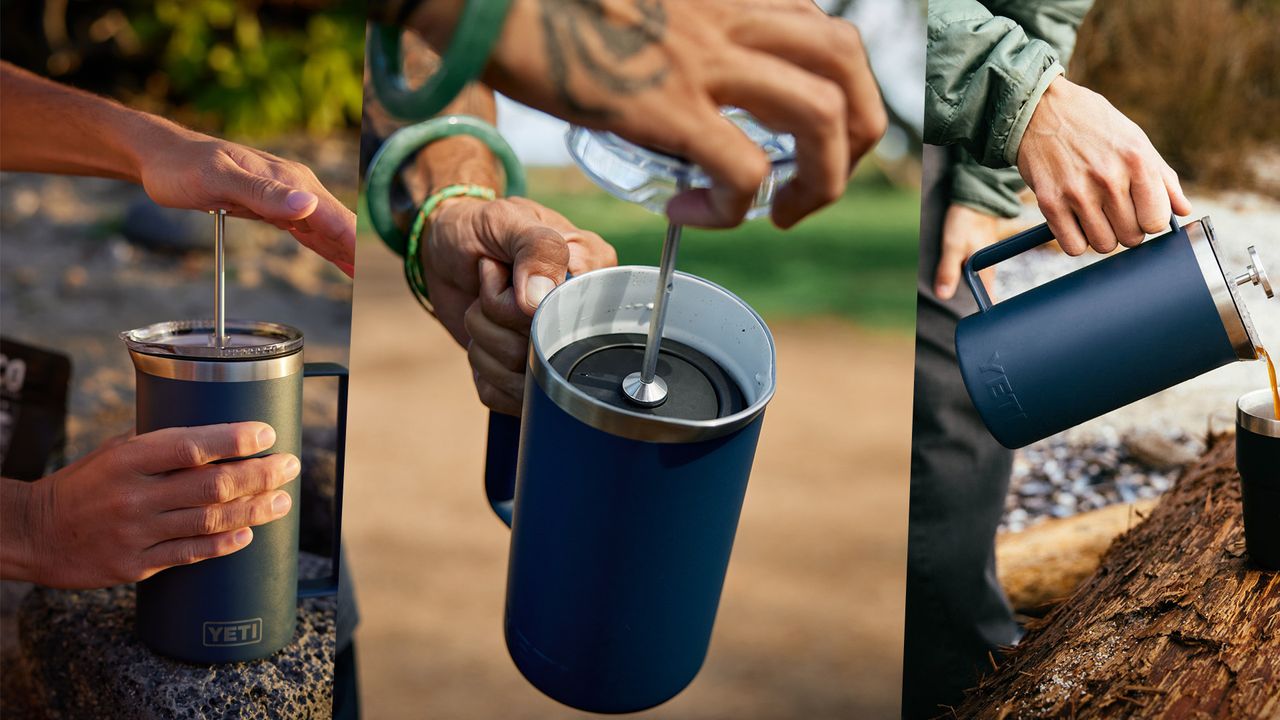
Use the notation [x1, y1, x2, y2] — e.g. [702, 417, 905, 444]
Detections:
[1235, 246, 1274, 299]
[622, 371, 668, 407]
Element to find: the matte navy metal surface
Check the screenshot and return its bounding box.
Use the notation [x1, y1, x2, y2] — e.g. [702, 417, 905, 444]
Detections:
[495, 385, 762, 713]
[131, 353, 346, 663]
[956, 220, 1240, 448]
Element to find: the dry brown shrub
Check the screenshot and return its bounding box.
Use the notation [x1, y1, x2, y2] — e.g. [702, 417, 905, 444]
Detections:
[1070, 0, 1280, 194]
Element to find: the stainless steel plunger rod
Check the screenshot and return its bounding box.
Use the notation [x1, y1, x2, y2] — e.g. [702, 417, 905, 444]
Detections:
[212, 209, 227, 348]
[622, 175, 691, 407]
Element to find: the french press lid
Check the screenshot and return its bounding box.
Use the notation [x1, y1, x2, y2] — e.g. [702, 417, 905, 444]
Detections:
[1189, 217, 1274, 361]
[549, 333, 747, 421]
[565, 107, 797, 219]
[121, 319, 303, 361]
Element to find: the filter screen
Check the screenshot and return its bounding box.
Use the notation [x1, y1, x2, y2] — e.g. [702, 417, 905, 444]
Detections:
[121, 319, 303, 360]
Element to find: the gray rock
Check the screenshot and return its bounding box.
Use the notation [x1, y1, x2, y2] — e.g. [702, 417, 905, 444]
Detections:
[1018, 481, 1054, 497]
[9, 553, 335, 719]
[1124, 429, 1199, 471]
[1004, 428, 1201, 532]
[121, 199, 208, 255]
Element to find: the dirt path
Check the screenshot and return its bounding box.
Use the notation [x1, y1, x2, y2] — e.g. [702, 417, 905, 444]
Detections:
[342, 240, 913, 719]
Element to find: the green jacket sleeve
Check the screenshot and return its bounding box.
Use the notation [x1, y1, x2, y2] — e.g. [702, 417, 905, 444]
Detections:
[929, 0, 1094, 217]
[926, 0, 1093, 169]
[950, 154, 1026, 218]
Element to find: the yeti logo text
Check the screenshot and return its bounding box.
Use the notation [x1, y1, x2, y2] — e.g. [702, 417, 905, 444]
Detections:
[203, 619, 263, 647]
[979, 351, 1028, 422]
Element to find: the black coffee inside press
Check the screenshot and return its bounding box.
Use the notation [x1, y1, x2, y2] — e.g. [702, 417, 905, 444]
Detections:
[549, 333, 747, 420]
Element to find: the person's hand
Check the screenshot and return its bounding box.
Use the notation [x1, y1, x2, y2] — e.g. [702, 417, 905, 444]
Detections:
[423, 0, 886, 229]
[421, 197, 616, 415]
[934, 204, 1001, 301]
[135, 126, 356, 276]
[14, 422, 296, 589]
[1016, 77, 1193, 256]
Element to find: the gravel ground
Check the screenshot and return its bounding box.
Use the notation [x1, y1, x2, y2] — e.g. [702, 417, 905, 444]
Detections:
[994, 190, 1280, 531]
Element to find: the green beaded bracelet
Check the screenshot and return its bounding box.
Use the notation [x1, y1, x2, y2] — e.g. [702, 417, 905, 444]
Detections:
[402, 183, 497, 313]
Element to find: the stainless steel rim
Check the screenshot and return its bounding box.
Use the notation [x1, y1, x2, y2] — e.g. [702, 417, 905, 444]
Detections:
[120, 319, 304, 360]
[1187, 218, 1258, 360]
[528, 267, 776, 444]
[1238, 388, 1280, 438]
[128, 349, 303, 382]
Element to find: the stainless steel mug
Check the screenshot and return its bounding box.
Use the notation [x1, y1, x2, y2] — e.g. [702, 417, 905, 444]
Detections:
[484, 266, 776, 713]
[956, 216, 1269, 448]
[122, 320, 346, 663]
[1237, 389, 1279, 570]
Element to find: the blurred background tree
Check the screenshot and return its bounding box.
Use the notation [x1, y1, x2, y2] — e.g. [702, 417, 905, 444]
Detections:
[1071, 0, 1280, 195]
[0, 0, 364, 138]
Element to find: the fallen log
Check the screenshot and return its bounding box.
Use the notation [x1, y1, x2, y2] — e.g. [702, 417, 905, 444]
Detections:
[997, 500, 1159, 615]
[954, 434, 1280, 719]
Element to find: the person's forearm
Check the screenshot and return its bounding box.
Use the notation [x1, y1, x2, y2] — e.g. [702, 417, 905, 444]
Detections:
[0, 62, 184, 182]
[1, 478, 39, 583]
[414, 82, 500, 208]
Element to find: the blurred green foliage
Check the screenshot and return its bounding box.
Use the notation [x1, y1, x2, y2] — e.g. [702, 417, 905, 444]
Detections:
[140, 1, 364, 137]
[0, 1, 365, 138]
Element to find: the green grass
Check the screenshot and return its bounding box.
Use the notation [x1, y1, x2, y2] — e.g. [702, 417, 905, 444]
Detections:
[531, 183, 920, 330]
[360, 175, 921, 331]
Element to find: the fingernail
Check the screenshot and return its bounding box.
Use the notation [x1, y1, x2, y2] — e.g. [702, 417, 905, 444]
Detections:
[526, 276, 555, 308]
[257, 425, 276, 448]
[271, 492, 292, 516]
[283, 454, 300, 477]
[286, 190, 315, 211]
[233, 528, 253, 545]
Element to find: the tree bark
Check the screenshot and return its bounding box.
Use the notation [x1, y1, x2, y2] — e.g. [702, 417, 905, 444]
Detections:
[954, 434, 1280, 719]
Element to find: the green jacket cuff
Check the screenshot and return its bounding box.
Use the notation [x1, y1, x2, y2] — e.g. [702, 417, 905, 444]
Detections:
[951, 160, 1026, 218]
[1004, 62, 1064, 167]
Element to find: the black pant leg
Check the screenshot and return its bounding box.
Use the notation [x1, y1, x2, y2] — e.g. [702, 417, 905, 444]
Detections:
[901, 145, 1020, 719]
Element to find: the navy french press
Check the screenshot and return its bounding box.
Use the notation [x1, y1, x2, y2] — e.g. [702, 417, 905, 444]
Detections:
[956, 216, 1271, 449]
[484, 266, 777, 713]
[122, 319, 346, 663]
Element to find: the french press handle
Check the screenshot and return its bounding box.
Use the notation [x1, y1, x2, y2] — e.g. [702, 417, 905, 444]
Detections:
[964, 216, 1181, 311]
[297, 362, 349, 599]
[484, 411, 519, 528]
[481, 270, 574, 530]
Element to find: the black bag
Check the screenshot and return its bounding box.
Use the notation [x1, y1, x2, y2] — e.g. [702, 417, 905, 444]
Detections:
[0, 337, 71, 480]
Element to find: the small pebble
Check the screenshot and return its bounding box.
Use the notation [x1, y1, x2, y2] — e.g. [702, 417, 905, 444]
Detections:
[1002, 429, 1200, 532]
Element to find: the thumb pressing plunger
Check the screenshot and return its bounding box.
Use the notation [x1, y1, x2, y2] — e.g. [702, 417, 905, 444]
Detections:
[623, 175, 691, 407]
[211, 209, 228, 349]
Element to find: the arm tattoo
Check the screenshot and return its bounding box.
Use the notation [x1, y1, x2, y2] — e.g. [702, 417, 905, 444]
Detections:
[539, 0, 670, 120]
